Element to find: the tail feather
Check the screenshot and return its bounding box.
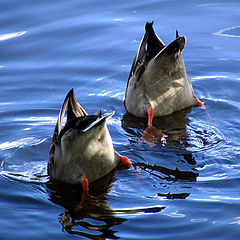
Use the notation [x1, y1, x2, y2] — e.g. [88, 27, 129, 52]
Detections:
[48, 88, 88, 175]
[67, 89, 88, 121]
[56, 89, 88, 136]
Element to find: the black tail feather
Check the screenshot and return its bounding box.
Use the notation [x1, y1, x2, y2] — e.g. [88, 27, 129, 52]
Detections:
[145, 21, 165, 61]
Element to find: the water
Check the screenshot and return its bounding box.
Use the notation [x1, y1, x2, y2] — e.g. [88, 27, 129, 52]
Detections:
[0, 0, 240, 239]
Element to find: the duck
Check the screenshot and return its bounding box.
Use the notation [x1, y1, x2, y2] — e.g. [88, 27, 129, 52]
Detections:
[124, 22, 203, 140]
[48, 89, 131, 208]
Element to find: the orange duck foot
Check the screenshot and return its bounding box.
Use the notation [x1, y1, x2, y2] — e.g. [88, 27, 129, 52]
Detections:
[141, 106, 165, 144]
[197, 100, 204, 107]
[121, 156, 138, 170]
[121, 156, 132, 168]
[141, 125, 165, 144]
[197, 100, 214, 122]
[74, 177, 89, 212]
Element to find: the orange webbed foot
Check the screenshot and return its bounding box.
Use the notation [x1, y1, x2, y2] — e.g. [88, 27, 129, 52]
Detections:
[141, 125, 164, 145]
[197, 100, 214, 123]
[121, 156, 132, 167]
[198, 100, 208, 113]
[120, 156, 137, 170]
[197, 100, 204, 108]
[74, 177, 90, 212]
[140, 106, 165, 145]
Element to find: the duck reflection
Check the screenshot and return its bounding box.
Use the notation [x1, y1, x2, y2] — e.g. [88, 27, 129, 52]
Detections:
[46, 168, 165, 239]
[47, 169, 121, 239]
[136, 162, 198, 182]
[122, 106, 192, 144]
[157, 192, 190, 199]
[122, 106, 199, 181]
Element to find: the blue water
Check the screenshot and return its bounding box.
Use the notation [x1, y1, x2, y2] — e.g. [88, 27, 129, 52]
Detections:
[0, 0, 240, 239]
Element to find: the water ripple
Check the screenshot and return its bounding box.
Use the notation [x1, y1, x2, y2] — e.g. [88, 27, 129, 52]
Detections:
[186, 121, 224, 153]
[0, 31, 26, 41]
[1, 161, 48, 184]
[0, 137, 47, 150]
[214, 26, 240, 38]
[13, 116, 56, 126]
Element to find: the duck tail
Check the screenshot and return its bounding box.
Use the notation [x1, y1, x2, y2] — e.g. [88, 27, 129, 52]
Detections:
[67, 88, 88, 121]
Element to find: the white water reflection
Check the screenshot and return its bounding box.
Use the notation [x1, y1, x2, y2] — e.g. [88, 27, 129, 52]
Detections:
[14, 116, 56, 126]
[1, 161, 48, 184]
[0, 31, 26, 41]
[231, 217, 240, 225]
[165, 210, 185, 218]
[192, 75, 227, 80]
[0, 137, 46, 150]
[211, 195, 240, 201]
[214, 26, 240, 38]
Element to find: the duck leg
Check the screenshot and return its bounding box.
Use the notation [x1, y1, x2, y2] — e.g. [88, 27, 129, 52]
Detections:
[141, 106, 164, 144]
[74, 177, 89, 211]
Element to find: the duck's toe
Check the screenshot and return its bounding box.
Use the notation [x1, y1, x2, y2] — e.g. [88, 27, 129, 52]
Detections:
[141, 125, 165, 146]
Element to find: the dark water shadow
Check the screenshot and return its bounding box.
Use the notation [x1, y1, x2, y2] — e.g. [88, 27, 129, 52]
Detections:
[135, 162, 198, 182]
[122, 106, 223, 155]
[157, 192, 190, 199]
[46, 169, 165, 239]
[122, 107, 199, 191]
[122, 107, 198, 166]
[122, 107, 193, 146]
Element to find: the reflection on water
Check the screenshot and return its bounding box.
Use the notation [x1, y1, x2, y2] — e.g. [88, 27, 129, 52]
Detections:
[0, 0, 240, 239]
[60, 210, 126, 240]
[0, 137, 46, 150]
[1, 168, 48, 184]
[122, 107, 192, 145]
[157, 192, 190, 200]
[47, 170, 164, 239]
[214, 25, 240, 38]
[136, 162, 198, 182]
[122, 105, 224, 156]
[47, 170, 121, 239]
[0, 31, 27, 41]
[187, 121, 224, 154]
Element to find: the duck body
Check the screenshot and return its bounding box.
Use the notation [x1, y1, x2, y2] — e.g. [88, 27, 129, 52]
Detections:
[48, 89, 129, 185]
[124, 22, 199, 118]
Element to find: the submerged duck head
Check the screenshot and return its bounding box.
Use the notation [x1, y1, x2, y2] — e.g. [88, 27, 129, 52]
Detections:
[48, 89, 130, 185]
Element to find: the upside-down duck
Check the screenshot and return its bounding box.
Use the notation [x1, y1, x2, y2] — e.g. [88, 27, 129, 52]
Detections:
[48, 89, 131, 208]
[124, 22, 203, 141]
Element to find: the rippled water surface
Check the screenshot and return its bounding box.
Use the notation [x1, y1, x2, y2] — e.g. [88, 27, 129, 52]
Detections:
[0, 0, 240, 239]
